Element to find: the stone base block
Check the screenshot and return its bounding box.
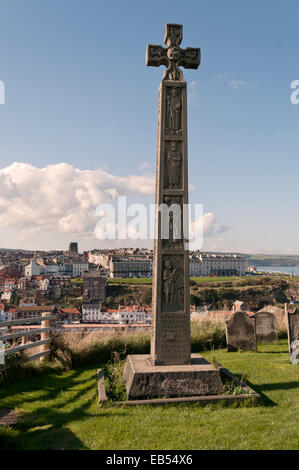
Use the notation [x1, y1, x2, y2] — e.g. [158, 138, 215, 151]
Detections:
[123, 354, 223, 399]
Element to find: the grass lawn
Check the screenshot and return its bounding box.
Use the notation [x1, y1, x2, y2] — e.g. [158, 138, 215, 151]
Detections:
[108, 277, 152, 285]
[191, 276, 240, 283]
[108, 276, 241, 286]
[0, 341, 298, 450]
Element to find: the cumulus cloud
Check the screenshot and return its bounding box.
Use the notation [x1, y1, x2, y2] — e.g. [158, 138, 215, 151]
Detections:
[190, 212, 230, 239]
[0, 162, 155, 239]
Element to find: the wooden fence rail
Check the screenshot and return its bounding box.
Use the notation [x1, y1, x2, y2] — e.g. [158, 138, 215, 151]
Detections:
[0, 313, 55, 366]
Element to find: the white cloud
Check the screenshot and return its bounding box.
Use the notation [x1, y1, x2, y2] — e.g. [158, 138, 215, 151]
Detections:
[215, 72, 255, 90]
[190, 212, 230, 239]
[190, 80, 198, 88]
[0, 162, 155, 239]
[228, 79, 254, 90]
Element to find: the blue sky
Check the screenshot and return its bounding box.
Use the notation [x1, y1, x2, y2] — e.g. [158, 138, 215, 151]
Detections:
[0, 0, 299, 253]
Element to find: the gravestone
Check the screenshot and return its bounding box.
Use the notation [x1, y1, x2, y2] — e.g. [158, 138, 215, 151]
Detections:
[285, 305, 299, 364]
[255, 311, 278, 344]
[226, 311, 257, 352]
[123, 24, 223, 399]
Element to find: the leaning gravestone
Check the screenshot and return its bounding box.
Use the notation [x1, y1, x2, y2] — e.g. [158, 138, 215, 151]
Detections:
[226, 311, 257, 352]
[123, 24, 225, 399]
[285, 305, 299, 364]
[255, 311, 278, 344]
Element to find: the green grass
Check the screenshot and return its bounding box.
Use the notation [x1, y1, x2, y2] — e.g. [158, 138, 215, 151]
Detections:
[108, 277, 152, 285]
[108, 276, 241, 286]
[191, 276, 240, 283]
[0, 341, 298, 450]
[71, 277, 83, 284]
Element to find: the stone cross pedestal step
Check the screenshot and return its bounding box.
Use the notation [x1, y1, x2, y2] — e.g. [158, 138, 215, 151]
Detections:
[124, 354, 223, 399]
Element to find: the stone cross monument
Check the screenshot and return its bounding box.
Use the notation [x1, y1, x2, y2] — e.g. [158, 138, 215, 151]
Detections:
[146, 24, 200, 366]
[124, 25, 223, 399]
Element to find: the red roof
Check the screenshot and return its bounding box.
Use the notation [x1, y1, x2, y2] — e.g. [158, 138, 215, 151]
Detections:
[58, 308, 80, 314]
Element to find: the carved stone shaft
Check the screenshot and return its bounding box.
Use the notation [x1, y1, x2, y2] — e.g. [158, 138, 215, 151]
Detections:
[150, 79, 190, 366]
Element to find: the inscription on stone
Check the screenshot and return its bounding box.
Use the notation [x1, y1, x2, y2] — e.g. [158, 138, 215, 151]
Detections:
[256, 311, 278, 344]
[158, 313, 190, 364]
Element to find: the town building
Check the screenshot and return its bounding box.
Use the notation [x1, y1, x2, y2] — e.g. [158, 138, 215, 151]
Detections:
[189, 253, 247, 277]
[83, 271, 106, 301]
[15, 305, 56, 320]
[69, 242, 78, 253]
[25, 259, 43, 277]
[35, 290, 49, 304]
[57, 307, 81, 323]
[82, 304, 117, 323]
[108, 256, 152, 278]
[19, 297, 36, 307]
[72, 261, 89, 278]
[118, 306, 152, 324]
[81, 304, 152, 324]
[0, 306, 16, 322]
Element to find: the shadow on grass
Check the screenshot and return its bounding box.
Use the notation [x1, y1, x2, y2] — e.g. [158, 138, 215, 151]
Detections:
[258, 381, 299, 392]
[258, 350, 289, 354]
[227, 373, 276, 408]
[0, 366, 127, 450]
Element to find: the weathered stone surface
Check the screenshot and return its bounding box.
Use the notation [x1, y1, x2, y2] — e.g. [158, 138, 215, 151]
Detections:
[148, 24, 200, 367]
[256, 311, 278, 344]
[123, 25, 231, 402]
[124, 354, 223, 399]
[97, 369, 107, 403]
[150, 79, 190, 366]
[285, 305, 299, 364]
[225, 310, 257, 352]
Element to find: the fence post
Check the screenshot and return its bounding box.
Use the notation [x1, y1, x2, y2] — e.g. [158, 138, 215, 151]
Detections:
[40, 312, 52, 362]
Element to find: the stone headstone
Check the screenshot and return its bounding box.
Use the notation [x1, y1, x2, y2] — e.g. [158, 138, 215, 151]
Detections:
[226, 310, 257, 352]
[255, 311, 278, 343]
[285, 305, 299, 364]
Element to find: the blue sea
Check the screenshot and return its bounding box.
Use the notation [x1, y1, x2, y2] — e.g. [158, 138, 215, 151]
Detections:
[256, 265, 299, 276]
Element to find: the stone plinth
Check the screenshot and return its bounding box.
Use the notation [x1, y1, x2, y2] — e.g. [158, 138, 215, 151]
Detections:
[123, 354, 223, 399]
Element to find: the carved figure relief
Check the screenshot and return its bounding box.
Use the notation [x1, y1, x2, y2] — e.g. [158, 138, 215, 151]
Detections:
[166, 141, 182, 188]
[162, 256, 184, 312]
[162, 196, 184, 249]
[166, 87, 182, 135]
